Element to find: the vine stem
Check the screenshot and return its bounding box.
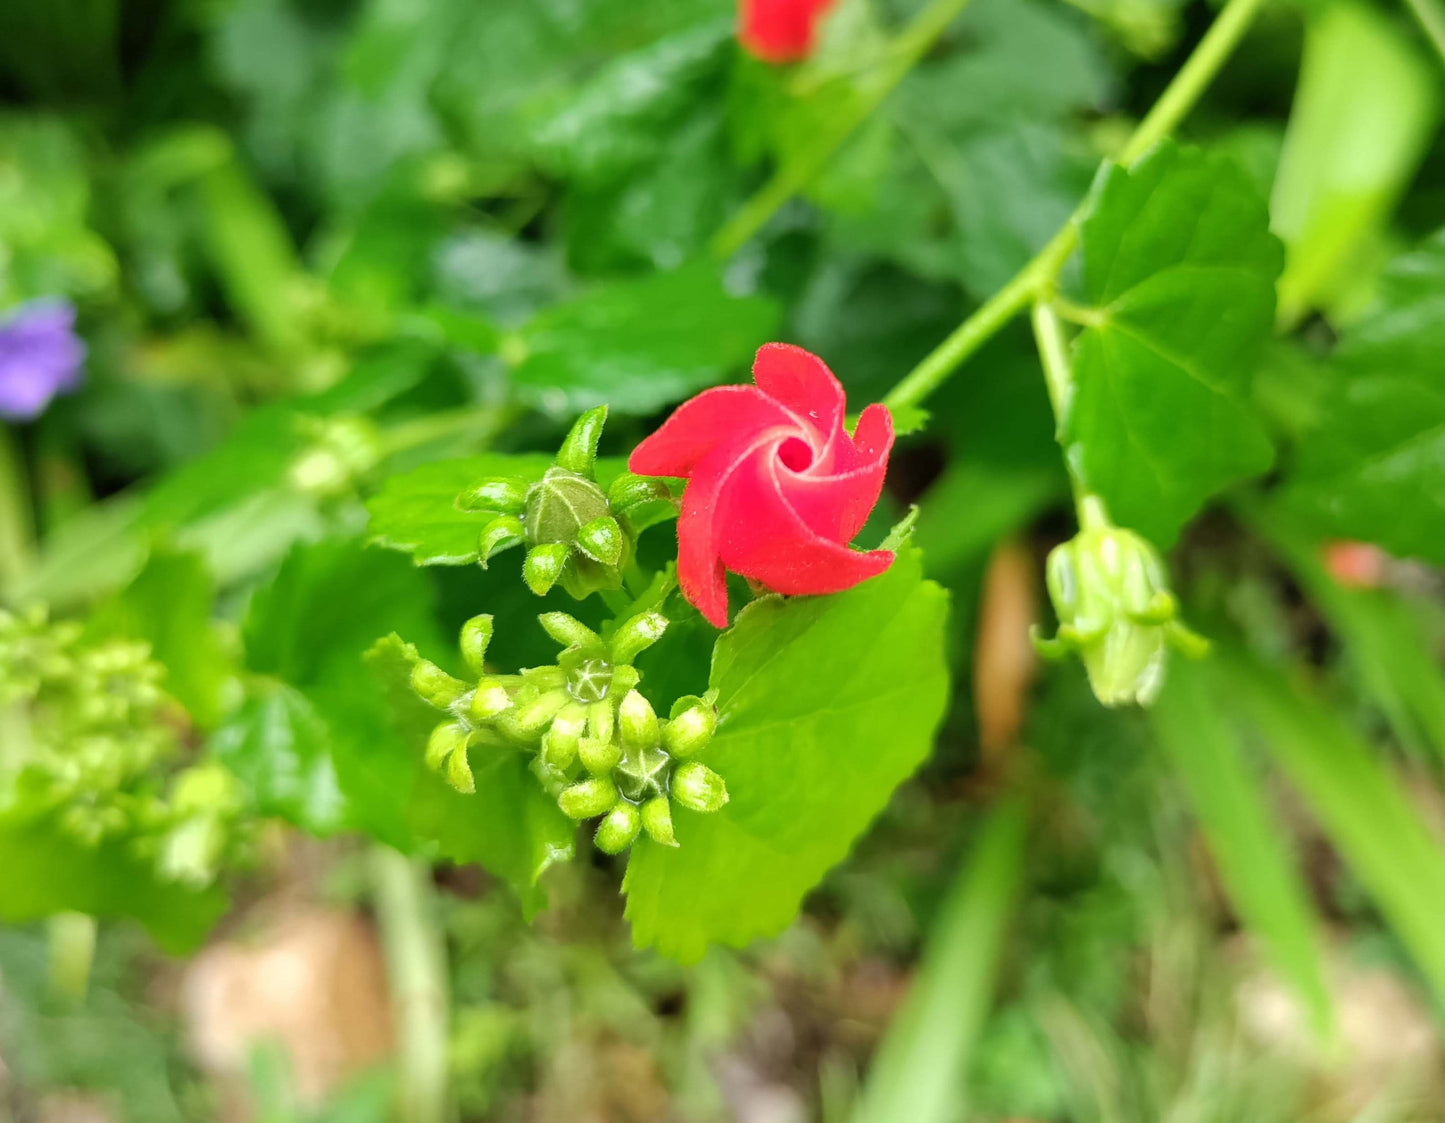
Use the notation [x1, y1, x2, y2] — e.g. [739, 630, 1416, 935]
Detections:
[369, 845, 450, 1123]
[883, 0, 1270, 414]
[710, 0, 979, 260]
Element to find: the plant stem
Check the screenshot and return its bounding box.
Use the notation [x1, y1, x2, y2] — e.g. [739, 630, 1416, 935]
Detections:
[883, 0, 1270, 414]
[1404, 0, 1445, 63]
[369, 845, 450, 1123]
[710, 0, 978, 260]
[0, 425, 34, 600]
[1029, 300, 1100, 525]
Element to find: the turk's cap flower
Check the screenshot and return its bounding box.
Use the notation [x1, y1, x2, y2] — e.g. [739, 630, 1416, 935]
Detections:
[629, 343, 894, 628]
[740, 0, 840, 62]
[0, 300, 85, 421]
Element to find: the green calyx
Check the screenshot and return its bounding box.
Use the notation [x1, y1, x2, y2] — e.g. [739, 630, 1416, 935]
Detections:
[455, 408, 677, 602]
[1033, 501, 1208, 707]
[402, 603, 729, 859]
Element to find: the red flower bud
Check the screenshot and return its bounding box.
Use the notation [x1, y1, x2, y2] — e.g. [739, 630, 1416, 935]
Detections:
[739, 0, 839, 62]
[629, 343, 894, 628]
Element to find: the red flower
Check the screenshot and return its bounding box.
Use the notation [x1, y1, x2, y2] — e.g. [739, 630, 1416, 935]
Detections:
[739, 0, 839, 62]
[630, 343, 895, 628]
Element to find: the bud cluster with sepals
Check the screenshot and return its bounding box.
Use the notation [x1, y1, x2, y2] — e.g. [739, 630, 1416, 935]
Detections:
[1032, 498, 1208, 707]
[458, 406, 675, 601]
[0, 606, 249, 885]
[408, 606, 728, 856]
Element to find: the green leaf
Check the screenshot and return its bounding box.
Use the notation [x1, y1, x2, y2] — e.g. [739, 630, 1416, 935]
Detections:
[0, 819, 227, 954]
[623, 548, 950, 961]
[1063, 142, 1281, 545]
[850, 794, 1028, 1123]
[1282, 230, 1445, 564]
[1271, 2, 1439, 327]
[1223, 653, 1445, 1014]
[366, 453, 555, 565]
[510, 261, 780, 414]
[1151, 663, 1333, 1039]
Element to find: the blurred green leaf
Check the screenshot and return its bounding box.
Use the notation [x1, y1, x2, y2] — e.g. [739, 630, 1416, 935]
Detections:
[850, 794, 1028, 1123]
[1064, 142, 1281, 545]
[624, 548, 950, 961]
[1151, 663, 1333, 1039]
[510, 261, 780, 414]
[1282, 229, 1445, 564]
[1272, 1, 1439, 328]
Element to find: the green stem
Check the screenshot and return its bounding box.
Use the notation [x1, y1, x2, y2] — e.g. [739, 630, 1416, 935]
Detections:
[1029, 301, 1105, 527]
[47, 911, 98, 1002]
[369, 845, 450, 1123]
[1404, 0, 1445, 63]
[883, 0, 1270, 414]
[710, 0, 979, 260]
[0, 425, 34, 600]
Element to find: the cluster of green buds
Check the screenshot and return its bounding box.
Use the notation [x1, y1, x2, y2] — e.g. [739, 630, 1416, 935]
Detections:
[458, 406, 674, 601]
[286, 414, 382, 500]
[1033, 499, 1207, 707]
[0, 606, 250, 882]
[408, 607, 727, 856]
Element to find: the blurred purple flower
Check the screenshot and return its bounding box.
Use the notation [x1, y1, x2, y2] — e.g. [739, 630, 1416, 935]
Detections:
[0, 301, 86, 421]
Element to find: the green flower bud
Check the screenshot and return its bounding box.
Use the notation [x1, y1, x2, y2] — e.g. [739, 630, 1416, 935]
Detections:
[565, 655, 613, 703]
[559, 776, 618, 820]
[672, 761, 728, 813]
[579, 735, 621, 776]
[609, 611, 668, 665]
[459, 615, 494, 677]
[594, 800, 642, 855]
[506, 687, 569, 741]
[542, 727, 580, 773]
[411, 659, 469, 709]
[523, 543, 569, 596]
[426, 721, 471, 773]
[530, 755, 569, 799]
[543, 700, 588, 766]
[445, 742, 475, 794]
[470, 677, 513, 721]
[288, 416, 381, 499]
[576, 516, 624, 567]
[663, 695, 717, 758]
[538, 612, 601, 650]
[524, 469, 611, 545]
[606, 472, 671, 513]
[587, 699, 615, 745]
[479, 516, 526, 566]
[459, 477, 528, 515]
[618, 689, 659, 750]
[640, 796, 677, 847]
[611, 664, 641, 695]
[1037, 509, 1208, 708]
[521, 665, 567, 691]
[616, 744, 670, 802]
[555, 405, 608, 478]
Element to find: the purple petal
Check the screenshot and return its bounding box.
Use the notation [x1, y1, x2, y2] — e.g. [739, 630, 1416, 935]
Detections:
[0, 300, 86, 421]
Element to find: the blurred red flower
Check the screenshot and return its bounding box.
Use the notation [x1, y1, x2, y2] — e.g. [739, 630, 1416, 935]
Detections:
[630, 343, 895, 628]
[739, 0, 839, 62]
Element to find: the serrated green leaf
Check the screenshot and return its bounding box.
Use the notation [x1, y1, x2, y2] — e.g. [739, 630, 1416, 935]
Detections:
[1282, 229, 1445, 563]
[510, 261, 780, 414]
[623, 548, 950, 961]
[1063, 142, 1280, 545]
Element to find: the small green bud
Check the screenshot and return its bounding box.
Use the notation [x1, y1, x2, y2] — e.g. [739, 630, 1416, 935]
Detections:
[555, 405, 608, 477]
[594, 800, 641, 854]
[479, 515, 526, 566]
[619, 689, 659, 750]
[411, 660, 469, 709]
[576, 516, 624, 567]
[538, 612, 601, 650]
[470, 677, 513, 721]
[611, 664, 641, 695]
[507, 687, 569, 741]
[606, 472, 671, 512]
[664, 695, 717, 758]
[672, 761, 728, 813]
[530, 755, 569, 798]
[559, 776, 618, 820]
[616, 744, 670, 802]
[1038, 510, 1206, 708]
[426, 721, 471, 773]
[521, 665, 567, 691]
[523, 469, 611, 545]
[445, 742, 475, 794]
[459, 477, 529, 515]
[587, 699, 615, 745]
[579, 735, 622, 776]
[609, 611, 668, 665]
[641, 796, 677, 847]
[565, 655, 614, 703]
[459, 615, 494, 677]
[523, 543, 569, 596]
[542, 724, 581, 772]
